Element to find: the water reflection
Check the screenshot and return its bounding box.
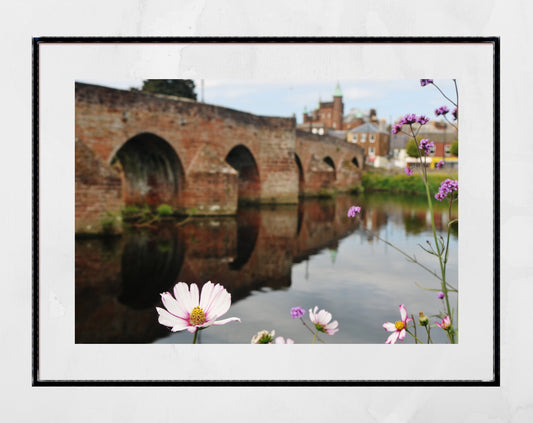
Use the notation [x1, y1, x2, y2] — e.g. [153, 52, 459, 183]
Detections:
[75, 193, 457, 343]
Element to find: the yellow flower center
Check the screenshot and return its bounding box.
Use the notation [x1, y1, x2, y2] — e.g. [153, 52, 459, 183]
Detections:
[189, 306, 206, 326]
[395, 321, 405, 331]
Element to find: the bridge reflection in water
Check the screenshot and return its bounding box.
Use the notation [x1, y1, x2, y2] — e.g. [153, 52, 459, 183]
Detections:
[75, 193, 457, 344]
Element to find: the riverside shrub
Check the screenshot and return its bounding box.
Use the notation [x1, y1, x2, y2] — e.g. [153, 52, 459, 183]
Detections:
[361, 171, 457, 196]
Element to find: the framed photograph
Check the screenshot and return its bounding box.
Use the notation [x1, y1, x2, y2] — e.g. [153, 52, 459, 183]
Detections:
[33, 37, 499, 385]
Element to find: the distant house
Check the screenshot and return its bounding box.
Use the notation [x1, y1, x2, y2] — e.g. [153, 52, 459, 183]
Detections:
[416, 121, 458, 169]
[347, 122, 390, 167]
[390, 133, 409, 168]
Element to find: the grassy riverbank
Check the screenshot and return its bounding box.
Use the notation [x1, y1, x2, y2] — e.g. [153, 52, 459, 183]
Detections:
[361, 168, 458, 196]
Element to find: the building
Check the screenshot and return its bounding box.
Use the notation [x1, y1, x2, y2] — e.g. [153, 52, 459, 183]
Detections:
[344, 108, 378, 131]
[302, 83, 344, 130]
[415, 121, 458, 169]
[390, 133, 409, 168]
[347, 122, 390, 167]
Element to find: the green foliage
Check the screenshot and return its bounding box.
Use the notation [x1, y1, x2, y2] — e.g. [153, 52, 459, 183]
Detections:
[317, 188, 336, 198]
[156, 204, 173, 217]
[349, 184, 364, 194]
[122, 205, 141, 217]
[361, 171, 457, 197]
[450, 140, 458, 156]
[406, 138, 421, 157]
[138, 79, 197, 100]
[100, 211, 121, 235]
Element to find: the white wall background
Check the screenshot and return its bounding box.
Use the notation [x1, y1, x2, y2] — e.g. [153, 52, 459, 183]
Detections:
[1, 1, 530, 421]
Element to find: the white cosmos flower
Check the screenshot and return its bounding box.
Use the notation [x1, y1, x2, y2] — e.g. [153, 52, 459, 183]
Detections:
[309, 306, 339, 335]
[251, 330, 275, 344]
[156, 281, 240, 334]
[382, 304, 412, 344]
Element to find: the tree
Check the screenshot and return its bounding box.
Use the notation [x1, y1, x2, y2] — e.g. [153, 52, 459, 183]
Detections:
[450, 140, 458, 156]
[406, 138, 420, 158]
[137, 79, 197, 100]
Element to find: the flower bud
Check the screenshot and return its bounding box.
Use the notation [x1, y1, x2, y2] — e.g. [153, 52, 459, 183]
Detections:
[251, 330, 275, 344]
[418, 312, 429, 327]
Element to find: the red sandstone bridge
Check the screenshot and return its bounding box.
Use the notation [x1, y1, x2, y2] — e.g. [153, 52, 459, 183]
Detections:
[75, 83, 364, 234]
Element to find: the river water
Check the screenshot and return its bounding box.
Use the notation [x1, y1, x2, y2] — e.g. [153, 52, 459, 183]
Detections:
[75, 192, 458, 344]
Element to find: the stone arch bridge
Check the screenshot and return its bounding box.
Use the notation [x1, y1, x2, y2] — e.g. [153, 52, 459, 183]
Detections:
[75, 83, 364, 233]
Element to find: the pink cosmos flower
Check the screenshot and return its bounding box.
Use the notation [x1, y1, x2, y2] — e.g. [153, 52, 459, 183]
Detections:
[309, 306, 339, 335]
[382, 304, 413, 344]
[156, 281, 240, 333]
[274, 336, 295, 344]
[435, 315, 452, 330]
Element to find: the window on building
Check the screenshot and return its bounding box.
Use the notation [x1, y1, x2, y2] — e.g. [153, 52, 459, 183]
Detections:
[369, 146, 375, 156]
[360, 133, 367, 143]
[445, 144, 451, 156]
[430, 144, 436, 155]
[369, 134, 375, 143]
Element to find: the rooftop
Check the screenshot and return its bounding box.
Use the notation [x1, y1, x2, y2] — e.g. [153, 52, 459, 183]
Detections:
[348, 122, 388, 135]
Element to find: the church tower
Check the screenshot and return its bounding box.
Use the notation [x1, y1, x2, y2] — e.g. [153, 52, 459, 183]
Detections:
[332, 82, 344, 130]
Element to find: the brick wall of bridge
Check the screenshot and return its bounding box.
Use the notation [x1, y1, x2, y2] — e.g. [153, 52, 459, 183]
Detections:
[75, 83, 364, 234]
[295, 130, 363, 196]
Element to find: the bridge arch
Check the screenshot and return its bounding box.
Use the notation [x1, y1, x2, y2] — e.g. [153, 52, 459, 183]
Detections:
[111, 132, 185, 208]
[225, 144, 261, 203]
[294, 153, 304, 196]
[323, 156, 336, 180]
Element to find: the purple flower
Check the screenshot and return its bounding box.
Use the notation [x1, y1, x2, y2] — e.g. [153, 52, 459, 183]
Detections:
[290, 307, 305, 319]
[402, 113, 417, 125]
[392, 114, 429, 134]
[404, 167, 414, 176]
[437, 291, 445, 300]
[347, 206, 361, 217]
[435, 178, 458, 201]
[416, 115, 430, 125]
[420, 79, 434, 87]
[435, 106, 450, 116]
[419, 139, 435, 155]
[452, 107, 458, 121]
[391, 123, 403, 134]
[435, 160, 445, 169]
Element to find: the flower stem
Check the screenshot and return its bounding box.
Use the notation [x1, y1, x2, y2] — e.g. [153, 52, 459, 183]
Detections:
[431, 82, 458, 107]
[409, 124, 456, 344]
[300, 319, 325, 343]
[312, 330, 318, 344]
[411, 314, 418, 344]
[192, 330, 198, 344]
[406, 329, 424, 344]
[426, 325, 433, 344]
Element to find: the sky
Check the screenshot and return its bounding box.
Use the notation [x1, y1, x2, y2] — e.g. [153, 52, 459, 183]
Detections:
[79, 79, 458, 125]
